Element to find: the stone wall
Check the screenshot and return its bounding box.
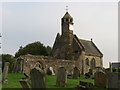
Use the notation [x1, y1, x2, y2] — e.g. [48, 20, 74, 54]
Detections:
[13, 54, 77, 74]
[13, 54, 102, 75]
[83, 55, 103, 74]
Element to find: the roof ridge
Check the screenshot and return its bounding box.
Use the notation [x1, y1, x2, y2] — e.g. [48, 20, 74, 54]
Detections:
[80, 39, 91, 42]
[91, 41, 103, 57]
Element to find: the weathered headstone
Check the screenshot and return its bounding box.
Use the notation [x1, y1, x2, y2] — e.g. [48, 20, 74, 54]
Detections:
[2, 62, 10, 84]
[56, 67, 67, 87]
[19, 79, 31, 89]
[30, 67, 46, 88]
[73, 67, 80, 79]
[94, 71, 108, 88]
[108, 72, 120, 89]
[47, 67, 55, 75]
[12, 58, 24, 73]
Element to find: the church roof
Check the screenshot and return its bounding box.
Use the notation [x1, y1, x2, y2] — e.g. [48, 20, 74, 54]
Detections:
[73, 35, 103, 57]
[62, 12, 73, 19]
[79, 39, 103, 57]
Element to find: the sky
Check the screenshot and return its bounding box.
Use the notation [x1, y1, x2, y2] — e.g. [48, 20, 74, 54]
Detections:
[1, 1, 118, 67]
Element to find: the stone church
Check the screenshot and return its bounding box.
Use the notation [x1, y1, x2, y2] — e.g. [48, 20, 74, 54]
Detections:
[51, 11, 103, 73]
[13, 11, 103, 75]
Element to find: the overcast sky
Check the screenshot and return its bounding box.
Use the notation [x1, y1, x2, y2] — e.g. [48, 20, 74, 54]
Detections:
[1, 1, 118, 67]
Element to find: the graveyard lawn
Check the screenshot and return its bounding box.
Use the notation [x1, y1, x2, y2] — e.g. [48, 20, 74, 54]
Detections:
[2, 73, 95, 88]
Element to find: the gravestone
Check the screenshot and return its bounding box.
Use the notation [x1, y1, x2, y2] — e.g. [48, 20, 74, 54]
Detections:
[30, 67, 46, 88]
[56, 67, 67, 87]
[2, 62, 10, 84]
[94, 71, 108, 88]
[108, 72, 120, 89]
[73, 67, 80, 79]
[47, 67, 55, 75]
[19, 79, 31, 89]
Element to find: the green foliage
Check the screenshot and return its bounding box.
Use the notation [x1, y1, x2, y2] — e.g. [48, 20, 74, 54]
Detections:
[112, 68, 120, 72]
[2, 73, 94, 88]
[2, 54, 15, 72]
[15, 41, 52, 58]
[2, 73, 24, 88]
[105, 68, 120, 72]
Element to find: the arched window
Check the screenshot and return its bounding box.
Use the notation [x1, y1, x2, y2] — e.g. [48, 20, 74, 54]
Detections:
[91, 58, 96, 69]
[86, 58, 89, 66]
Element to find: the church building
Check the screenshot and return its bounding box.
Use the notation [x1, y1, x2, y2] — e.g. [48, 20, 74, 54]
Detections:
[51, 11, 103, 73]
[13, 11, 104, 75]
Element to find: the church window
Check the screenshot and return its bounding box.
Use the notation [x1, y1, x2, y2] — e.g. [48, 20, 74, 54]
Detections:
[86, 58, 89, 66]
[91, 58, 96, 69]
[70, 19, 73, 22]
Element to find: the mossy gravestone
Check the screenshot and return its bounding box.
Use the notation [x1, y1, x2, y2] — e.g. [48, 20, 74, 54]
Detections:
[2, 62, 10, 84]
[73, 67, 80, 79]
[56, 67, 67, 87]
[30, 67, 46, 88]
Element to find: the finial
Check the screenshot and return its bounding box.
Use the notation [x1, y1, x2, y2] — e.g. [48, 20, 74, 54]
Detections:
[66, 6, 68, 12]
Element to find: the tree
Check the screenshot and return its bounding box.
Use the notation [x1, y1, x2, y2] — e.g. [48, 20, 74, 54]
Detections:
[46, 46, 52, 55]
[2, 54, 15, 72]
[15, 41, 51, 58]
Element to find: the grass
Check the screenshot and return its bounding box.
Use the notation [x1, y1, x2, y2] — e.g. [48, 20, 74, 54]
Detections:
[2, 73, 95, 88]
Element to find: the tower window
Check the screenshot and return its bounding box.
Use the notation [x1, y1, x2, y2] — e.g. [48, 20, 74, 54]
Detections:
[70, 19, 73, 22]
[86, 58, 89, 66]
[66, 19, 68, 21]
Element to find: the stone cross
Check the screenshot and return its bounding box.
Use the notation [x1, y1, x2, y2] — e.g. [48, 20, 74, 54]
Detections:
[73, 67, 80, 79]
[56, 67, 67, 87]
[30, 67, 46, 88]
[2, 62, 10, 84]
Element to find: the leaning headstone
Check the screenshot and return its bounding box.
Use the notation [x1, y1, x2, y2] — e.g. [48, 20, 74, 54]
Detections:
[73, 67, 80, 79]
[94, 71, 108, 88]
[19, 79, 31, 89]
[56, 67, 67, 87]
[30, 67, 46, 88]
[2, 62, 10, 84]
[47, 67, 55, 75]
[108, 72, 120, 89]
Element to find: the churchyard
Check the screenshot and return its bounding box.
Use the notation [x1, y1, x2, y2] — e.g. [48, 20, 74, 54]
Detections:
[2, 73, 95, 89]
[2, 61, 119, 89]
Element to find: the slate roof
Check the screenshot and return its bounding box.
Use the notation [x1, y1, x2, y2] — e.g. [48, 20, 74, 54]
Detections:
[74, 35, 103, 57]
[62, 12, 73, 19]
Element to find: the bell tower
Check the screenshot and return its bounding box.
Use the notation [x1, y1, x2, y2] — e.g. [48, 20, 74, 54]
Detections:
[61, 11, 74, 36]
